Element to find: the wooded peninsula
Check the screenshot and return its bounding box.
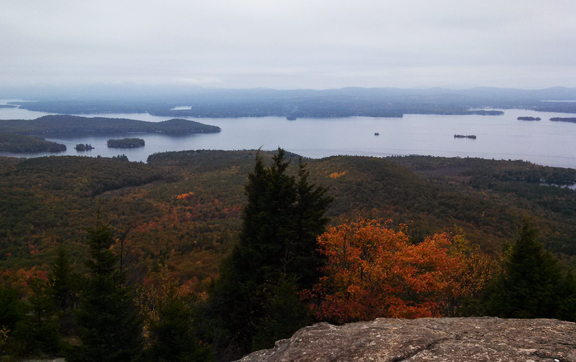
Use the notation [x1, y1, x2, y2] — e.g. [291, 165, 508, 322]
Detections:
[0, 115, 221, 135]
[0, 132, 67, 153]
[0, 115, 220, 153]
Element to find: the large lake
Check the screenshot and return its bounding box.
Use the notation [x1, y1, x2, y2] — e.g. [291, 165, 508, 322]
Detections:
[1, 100, 576, 169]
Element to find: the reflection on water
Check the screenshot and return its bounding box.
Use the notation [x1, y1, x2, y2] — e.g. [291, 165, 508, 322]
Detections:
[1, 102, 576, 168]
[540, 183, 576, 190]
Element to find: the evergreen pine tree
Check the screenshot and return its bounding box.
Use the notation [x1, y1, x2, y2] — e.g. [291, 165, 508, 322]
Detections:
[49, 246, 77, 313]
[0, 284, 26, 357]
[486, 219, 564, 318]
[207, 149, 331, 360]
[289, 160, 332, 290]
[11, 278, 62, 357]
[252, 276, 311, 351]
[146, 289, 212, 362]
[48, 246, 79, 336]
[0, 284, 25, 332]
[68, 223, 143, 362]
[557, 270, 576, 322]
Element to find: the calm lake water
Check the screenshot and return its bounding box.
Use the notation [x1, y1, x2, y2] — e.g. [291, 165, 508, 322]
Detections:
[1, 100, 576, 169]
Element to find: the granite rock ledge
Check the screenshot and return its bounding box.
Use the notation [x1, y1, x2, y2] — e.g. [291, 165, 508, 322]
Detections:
[238, 317, 576, 361]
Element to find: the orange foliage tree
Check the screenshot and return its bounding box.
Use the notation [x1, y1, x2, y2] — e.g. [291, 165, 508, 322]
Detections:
[302, 218, 494, 323]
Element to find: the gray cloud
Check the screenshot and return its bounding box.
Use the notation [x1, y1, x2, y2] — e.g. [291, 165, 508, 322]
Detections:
[1, 0, 575, 89]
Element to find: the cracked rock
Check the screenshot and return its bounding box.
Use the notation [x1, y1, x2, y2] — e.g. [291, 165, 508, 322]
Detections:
[237, 317, 576, 361]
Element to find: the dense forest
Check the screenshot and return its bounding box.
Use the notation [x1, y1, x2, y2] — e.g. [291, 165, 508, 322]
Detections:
[2, 150, 576, 360]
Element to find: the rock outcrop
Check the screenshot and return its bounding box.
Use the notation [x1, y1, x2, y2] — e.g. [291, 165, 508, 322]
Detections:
[238, 317, 576, 361]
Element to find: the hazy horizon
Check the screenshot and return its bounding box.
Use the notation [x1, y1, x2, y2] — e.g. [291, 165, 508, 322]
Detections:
[2, 0, 576, 90]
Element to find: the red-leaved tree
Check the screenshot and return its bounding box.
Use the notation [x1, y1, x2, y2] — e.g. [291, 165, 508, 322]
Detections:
[302, 219, 493, 323]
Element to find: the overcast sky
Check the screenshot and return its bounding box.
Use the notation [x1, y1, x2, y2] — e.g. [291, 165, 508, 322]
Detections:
[2, 0, 576, 90]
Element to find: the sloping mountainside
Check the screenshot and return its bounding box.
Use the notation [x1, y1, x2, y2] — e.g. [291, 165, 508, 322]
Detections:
[1, 151, 576, 286]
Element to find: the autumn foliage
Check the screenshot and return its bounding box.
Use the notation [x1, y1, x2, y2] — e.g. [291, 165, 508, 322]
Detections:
[303, 219, 494, 323]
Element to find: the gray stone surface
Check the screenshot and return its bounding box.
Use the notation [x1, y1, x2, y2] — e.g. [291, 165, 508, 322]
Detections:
[238, 317, 576, 361]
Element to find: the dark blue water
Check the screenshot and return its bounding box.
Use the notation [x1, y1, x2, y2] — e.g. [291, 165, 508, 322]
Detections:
[1, 100, 576, 168]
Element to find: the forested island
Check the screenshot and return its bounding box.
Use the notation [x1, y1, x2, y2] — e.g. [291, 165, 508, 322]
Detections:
[518, 116, 541, 121]
[2, 150, 576, 360]
[469, 110, 503, 116]
[107, 138, 145, 148]
[0, 115, 219, 153]
[0, 132, 66, 153]
[75, 143, 94, 151]
[550, 117, 576, 123]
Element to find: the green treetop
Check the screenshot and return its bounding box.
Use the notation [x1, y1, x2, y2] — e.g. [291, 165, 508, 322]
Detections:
[68, 223, 144, 362]
[206, 148, 332, 360]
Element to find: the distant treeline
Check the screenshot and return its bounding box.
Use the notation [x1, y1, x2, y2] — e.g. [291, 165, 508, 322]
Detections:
[12, 101, 505, 119]
[9, 95, 510, 119]
[8, 86, 576, 117]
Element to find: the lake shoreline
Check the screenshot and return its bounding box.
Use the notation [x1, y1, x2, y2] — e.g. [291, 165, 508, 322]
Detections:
[1, 104, 576, 169]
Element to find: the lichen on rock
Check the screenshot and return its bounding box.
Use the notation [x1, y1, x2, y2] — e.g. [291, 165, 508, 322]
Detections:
[238, 317, 576, 361]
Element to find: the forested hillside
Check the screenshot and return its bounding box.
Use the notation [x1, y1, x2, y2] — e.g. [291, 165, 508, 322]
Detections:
[2, 150, 576, 360]
[2, 151, 576, 283]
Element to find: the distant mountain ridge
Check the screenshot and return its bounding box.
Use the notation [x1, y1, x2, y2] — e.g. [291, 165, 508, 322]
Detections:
[2, 85, 576, 102]
[5, 86, 576, 118]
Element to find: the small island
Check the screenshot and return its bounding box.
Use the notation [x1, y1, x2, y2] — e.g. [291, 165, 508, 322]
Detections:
[75, 144, 94, 151]
[468, 110, 504, 116]
[550, 117, 576, 123]
[286, 116, 297, 121]
[454, 134, 476, 139]
[107, 138, 145, 148]
[518, 116, 541, 121]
